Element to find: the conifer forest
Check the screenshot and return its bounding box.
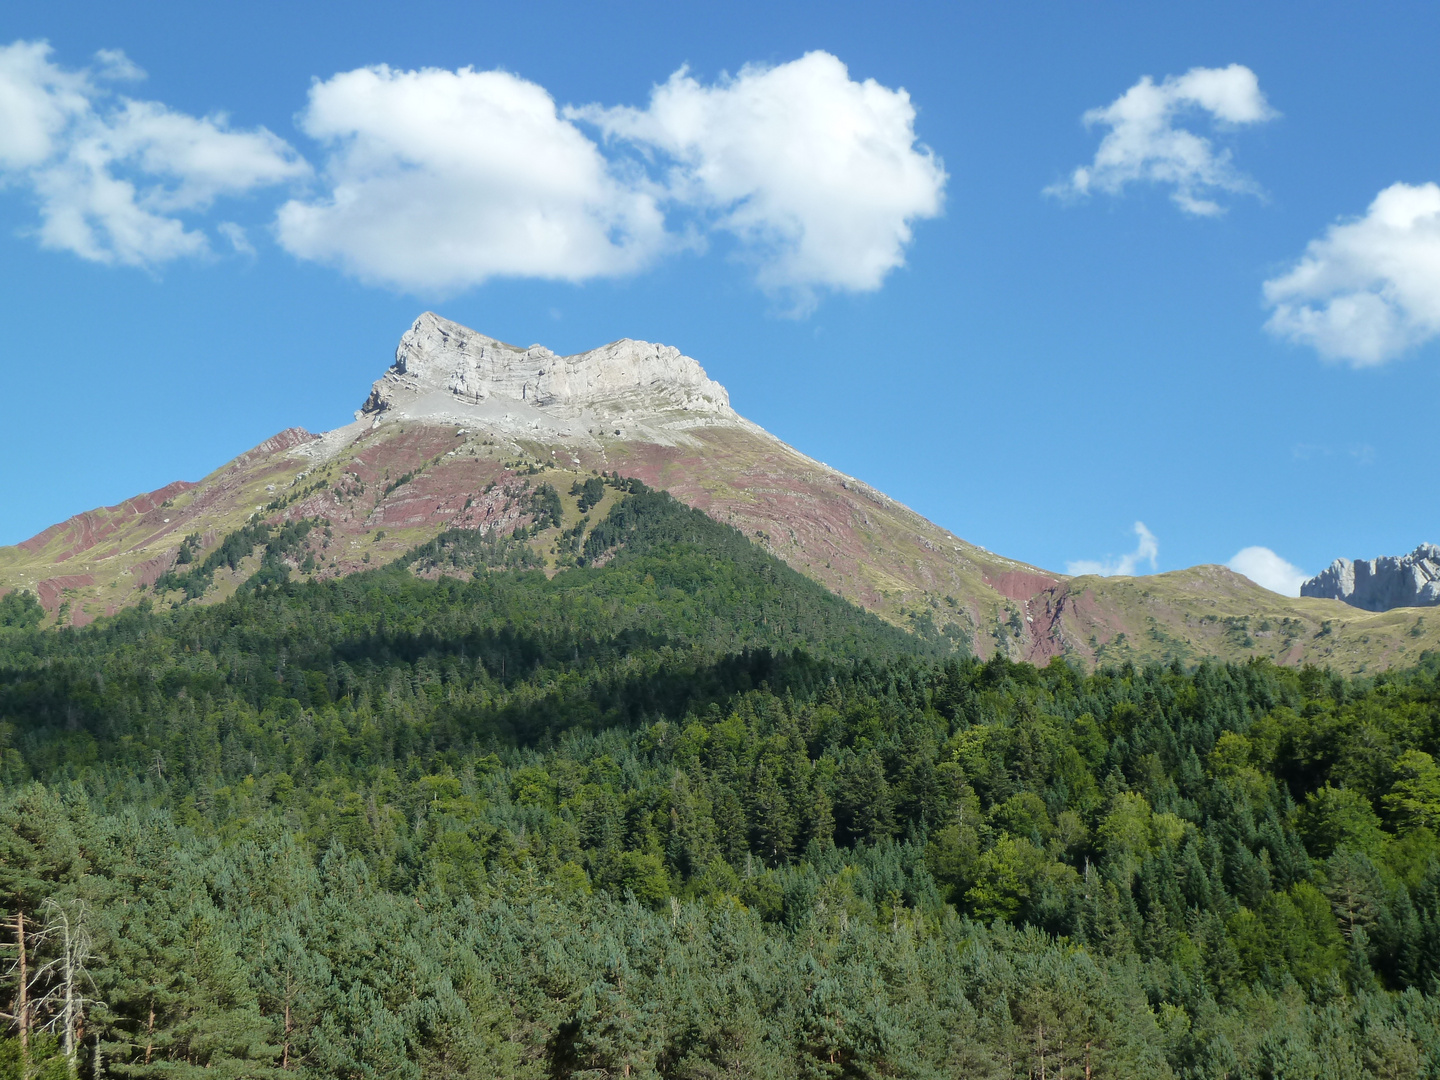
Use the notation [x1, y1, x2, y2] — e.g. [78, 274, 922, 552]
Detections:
[5, 487, 1440, 1078]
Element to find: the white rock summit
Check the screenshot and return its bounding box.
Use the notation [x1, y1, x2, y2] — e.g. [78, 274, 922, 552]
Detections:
[1301, 543, 1440, 611]
[358, 312, 737, 433]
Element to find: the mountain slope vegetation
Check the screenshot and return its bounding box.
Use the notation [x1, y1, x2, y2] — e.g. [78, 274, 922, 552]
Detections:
[8, 306, 1436, 676]
[4, 492, 1440, 1077]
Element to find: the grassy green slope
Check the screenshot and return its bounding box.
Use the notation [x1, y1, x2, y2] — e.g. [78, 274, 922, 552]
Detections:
[1050, 564, 1440, 674]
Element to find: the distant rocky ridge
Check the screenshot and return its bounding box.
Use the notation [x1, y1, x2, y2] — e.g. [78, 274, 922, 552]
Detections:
[1301, 544, 1440, 611]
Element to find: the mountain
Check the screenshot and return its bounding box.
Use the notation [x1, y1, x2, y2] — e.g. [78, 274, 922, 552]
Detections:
[1302, 543, 1440, 611]
[4, 311, 1440, 673]
[9, 326, 1440, 1080]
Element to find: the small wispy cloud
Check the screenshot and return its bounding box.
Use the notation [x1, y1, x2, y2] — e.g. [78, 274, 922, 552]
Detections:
[1067, 521, 1159, 577]
[1047, 64, 1276, 216]
[1291, 442, 1378, 465]
[217, 221, 254, 256]
[1228, 546, 1308, 596]
[91, 48, 143, 82]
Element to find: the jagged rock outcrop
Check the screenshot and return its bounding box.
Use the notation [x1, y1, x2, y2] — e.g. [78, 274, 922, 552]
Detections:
[1301, 544, 1440, 611]
[358, 312, 735, 426]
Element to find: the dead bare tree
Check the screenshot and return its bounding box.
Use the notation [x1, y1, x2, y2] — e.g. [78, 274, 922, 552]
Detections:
[32, 899, 103, 1080]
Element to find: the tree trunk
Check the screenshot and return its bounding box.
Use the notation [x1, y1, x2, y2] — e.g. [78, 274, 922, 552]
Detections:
[62, 939, 76, 1077]
[72, 1011, 84, 1079]
[15, 912, 29, 1078]
[17, 915, 29, 1065]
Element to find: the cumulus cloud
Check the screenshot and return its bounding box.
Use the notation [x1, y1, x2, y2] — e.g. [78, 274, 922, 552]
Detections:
[1048, 64, 1276, 216]
[1, 46, 943, 302]
[1228, 546, 1308, 596]
[1066, 522, 1159, 577]
[275, 52, 945, 300]
[572, 51, 946, 305]
[274, 65, 669, 292]
[0, 40, 307, 266]
[1263, 182, 1440, 366]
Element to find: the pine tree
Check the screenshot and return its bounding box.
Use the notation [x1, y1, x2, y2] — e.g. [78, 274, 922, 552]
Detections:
[747, 759, 797, 864]
[569, 957, 663, 1080]
[832, 750, 894, 848]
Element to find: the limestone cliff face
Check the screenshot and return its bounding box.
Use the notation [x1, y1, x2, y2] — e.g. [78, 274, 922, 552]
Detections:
[359, 312, 735, 424]
[1301, 544, 1440, 611]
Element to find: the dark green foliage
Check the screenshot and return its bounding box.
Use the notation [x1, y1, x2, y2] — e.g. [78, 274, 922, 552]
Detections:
[174, 532, 200, 566]
[555, 516, 589, 558]
[241, 519, 319, 593]
[153, 519, 318, 600]
[0, 591, 42, 631]
[401, 527, 544, 573]
[268, 476, 331, 512]
[9, 500, 1440, 1074]
[570, 476, 605, 513]
[384, 469, 417, 495]
[528, 482, 563, 530]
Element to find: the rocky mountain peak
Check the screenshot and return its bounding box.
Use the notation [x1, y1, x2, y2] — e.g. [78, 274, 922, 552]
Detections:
[1301, 543, 1440, 611]
[358, 312, 734, 424]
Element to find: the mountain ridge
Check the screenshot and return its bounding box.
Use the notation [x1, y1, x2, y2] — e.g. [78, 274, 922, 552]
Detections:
[4, 312, 1440, 672]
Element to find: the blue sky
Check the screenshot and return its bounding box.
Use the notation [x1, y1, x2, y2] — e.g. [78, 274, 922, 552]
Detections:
[3, 1, 1439, 592]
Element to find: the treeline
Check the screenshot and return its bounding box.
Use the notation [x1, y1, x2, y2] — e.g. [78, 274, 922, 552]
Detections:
[3, 492, 1440, 1075]
[152, 518, 317, 600]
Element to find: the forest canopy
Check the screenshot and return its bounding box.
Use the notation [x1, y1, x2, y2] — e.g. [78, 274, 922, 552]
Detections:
[4, 488, 1440, 1078]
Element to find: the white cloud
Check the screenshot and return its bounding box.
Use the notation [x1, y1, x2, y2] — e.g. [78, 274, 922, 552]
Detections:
[1, 46, 943, 303]
[1228, 546, 1308, 597]
[1066, 522, 1159, 577]
[277, 52, 945, 302]
[91, 48, 143, 83]
[0, 40, 89, 170]
[217, 221, 254, 256]
[274, 64, 670, 292]
[0, 40, 307, 266]
[1048, 64, 1276, 216]
[1263, 182, 1440, 366]
[102, 99, 306, 210]
[572, 51, 946, 305]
